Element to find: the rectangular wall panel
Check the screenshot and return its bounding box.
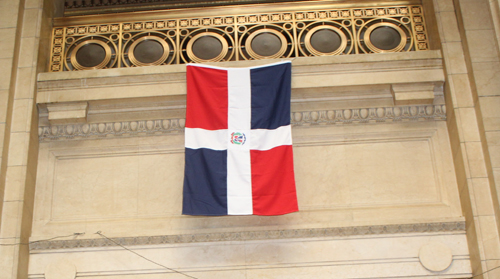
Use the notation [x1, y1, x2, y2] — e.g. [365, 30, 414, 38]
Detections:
[32, 122, 460, 237]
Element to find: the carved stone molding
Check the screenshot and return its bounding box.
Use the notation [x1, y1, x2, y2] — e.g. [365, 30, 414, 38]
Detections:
[291, 104, 446, 125]
[29, 221, 465, 250]
[39, 118, 185, 142]
[38, 104, 446, 142]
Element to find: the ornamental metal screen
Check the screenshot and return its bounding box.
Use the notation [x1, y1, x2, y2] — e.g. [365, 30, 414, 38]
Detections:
[49, 4, 429, 72]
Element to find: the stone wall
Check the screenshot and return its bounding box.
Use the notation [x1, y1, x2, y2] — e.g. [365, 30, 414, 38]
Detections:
[1, 0, 500, 278]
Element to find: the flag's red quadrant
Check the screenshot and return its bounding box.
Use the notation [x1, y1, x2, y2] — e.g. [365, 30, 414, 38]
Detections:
[186, 66, 228, 130]
[251, 145, 298, 215]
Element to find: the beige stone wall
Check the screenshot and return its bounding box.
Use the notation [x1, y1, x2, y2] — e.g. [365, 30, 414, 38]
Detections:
[1, 0, 500, 278]
[0, 0, 42, 278]
[433, 0, 500, 277]
[32, 120, 462, 235]
[30, 39, 469, 279]
[0, 0, 63, 277]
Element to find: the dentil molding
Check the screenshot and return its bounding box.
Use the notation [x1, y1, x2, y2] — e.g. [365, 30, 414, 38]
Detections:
[39, 104, 446, 141]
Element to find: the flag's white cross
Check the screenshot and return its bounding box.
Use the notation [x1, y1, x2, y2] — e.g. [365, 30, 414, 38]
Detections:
[185, 126, 292, 151]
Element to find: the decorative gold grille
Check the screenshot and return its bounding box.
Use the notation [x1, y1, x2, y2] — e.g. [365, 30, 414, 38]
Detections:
[49, 5, 429, 72]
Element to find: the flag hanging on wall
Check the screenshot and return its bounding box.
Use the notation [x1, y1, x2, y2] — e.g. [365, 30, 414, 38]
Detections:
[183, 61, 298, 216]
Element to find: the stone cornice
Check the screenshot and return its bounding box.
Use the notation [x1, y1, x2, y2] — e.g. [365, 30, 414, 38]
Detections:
[29, 221, 465, 251]
[63, 0, 307, 16]
[62, 0, 420, 18]
[38, 104, 446, 141]
[37, 51, 444, 104]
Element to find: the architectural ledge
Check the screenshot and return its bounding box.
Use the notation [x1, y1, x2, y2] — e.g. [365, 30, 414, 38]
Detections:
[29, 221, 465, 251]
[38, 51, 443, 102]
[62, 0, 419, 17]
[46, 102, 88, 124]
[38, 104, 446, 141]
[37, 51, 445, 125]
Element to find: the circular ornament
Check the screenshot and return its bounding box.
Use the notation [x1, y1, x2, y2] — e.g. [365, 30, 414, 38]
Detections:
[128, 35, 170, 66]
[245, 29, 287, 59]
[419, 242, 453, 272]
[363, 22, 407, 53]
[70, 39, 112, 70]
[304, 25, 347, 56]
[186, 32, 228, 62]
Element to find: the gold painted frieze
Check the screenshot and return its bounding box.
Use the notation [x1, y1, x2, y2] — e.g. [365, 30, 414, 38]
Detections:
[49, 3, 429, 72]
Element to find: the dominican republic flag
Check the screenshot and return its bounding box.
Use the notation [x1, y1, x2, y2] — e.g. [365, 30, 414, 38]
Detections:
[183, 61, 298, 216]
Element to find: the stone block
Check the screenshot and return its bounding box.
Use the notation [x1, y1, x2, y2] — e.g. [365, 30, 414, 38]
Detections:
[466, 29, 500, 63]
[453, 144, 468, 195]
[478, 215, 500, 259]
[21, 8, 40, 38]
[0, 58, 13, 90]
[450, 74, 474, 107]
[459, 0, 494, 30]
[14, 67, 34, 100]
[438, 11, 461, 42]
[434, 0, 455, 12]
[452, 108, 465, 143]
[472, 178, 495, 216]
[24, 0, 41, 9]
[0, 123, 5, 150]
[0, 90, 9, 123]
[391, 82, 439, 105]
[0, 201, 22, 238]
[485, 260, 500, 278]
[472, 61, 500, 97]
[459, 178, 474, 218]
[0, 28, 16, 59]
[0, 0, 21, 28]
[0, 245, 16, 279]
[465, 141, 488, 178]
[479, 96, 500, 131]
[461, 142, 472, 179]
[458, 107, 481, 142]
[7, 132, 29, 166]
[487, 132, 500, 167]
[466, 219, 483, 274]
[3, 166, 27, 202]
[494, 168, 500, 191]
[46, 102, 88, 124]
[442, 42, 468, 74]
[488, 147, 500, 169]
[18, 37, 36, 68]
[11, 99, 33, 133]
